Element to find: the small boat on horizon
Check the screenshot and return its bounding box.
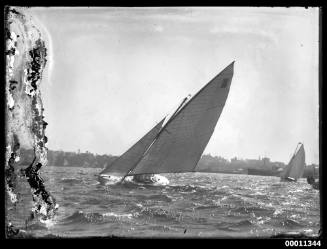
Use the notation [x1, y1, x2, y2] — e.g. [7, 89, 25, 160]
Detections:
[98, 61, 235, 185]
[280, 143, 306, 182]
[307, 163, 319, 190]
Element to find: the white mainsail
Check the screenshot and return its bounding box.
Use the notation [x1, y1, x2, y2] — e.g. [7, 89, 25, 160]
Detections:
[280, 143, 306, 181]
[128, 61, 235, 175]
[100, 62, 234, 179]
[99, 119, 165, 176]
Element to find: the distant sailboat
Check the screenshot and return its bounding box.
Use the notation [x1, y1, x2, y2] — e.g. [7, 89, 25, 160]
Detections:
[98, 61, 235, 184]
[280, 143, 306, 182]
[307, 164, 319, 190]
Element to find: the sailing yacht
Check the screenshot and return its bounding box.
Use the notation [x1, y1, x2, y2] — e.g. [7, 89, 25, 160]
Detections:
[98, 61, 235, 185]
[307, 165, 319, 190]
[280, 143, 306, 182]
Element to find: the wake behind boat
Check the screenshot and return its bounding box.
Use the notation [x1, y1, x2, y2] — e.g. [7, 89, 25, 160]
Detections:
[98, 61, 235, 185]
[280, 143, 306, 182]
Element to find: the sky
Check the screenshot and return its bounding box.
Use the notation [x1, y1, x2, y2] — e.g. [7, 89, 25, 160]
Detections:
[26, 7, 319, 164]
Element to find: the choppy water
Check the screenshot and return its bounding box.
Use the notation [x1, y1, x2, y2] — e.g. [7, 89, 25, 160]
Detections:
[6, 166, 320, 238]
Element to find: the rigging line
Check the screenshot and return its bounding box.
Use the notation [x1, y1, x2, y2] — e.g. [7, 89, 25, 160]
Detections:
[99, 119, 164, 175]
[100, 123, 166, 175]
[110, 97, 185, 181]
[120, 63, 234, 182]
[155, 96, 189, 138]
[170, 96, 190, 120]
[119, 118, 167, 183]
[119, 138, 156, 182]
[119, 96, 190, 183]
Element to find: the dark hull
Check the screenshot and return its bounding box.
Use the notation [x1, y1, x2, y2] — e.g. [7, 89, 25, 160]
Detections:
[311, 182, 319, 190]
[132, 174, 157, 184]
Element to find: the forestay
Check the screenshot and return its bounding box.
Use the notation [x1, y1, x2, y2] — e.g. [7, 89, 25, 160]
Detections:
[99, 119, 165, 176]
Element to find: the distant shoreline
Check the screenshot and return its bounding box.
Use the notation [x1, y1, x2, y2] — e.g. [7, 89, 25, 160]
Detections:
[16, 148, 319, 179]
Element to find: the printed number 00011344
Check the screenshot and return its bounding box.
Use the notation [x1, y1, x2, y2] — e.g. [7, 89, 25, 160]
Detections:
[285, 241, 321, 247]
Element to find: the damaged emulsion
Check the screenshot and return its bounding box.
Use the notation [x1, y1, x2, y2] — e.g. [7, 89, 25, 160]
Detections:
[27, 39, 47, 92]
[21, 13, 57, 218]
[5, 7, 20, 202]
[5, 134, 20, 203]
[22, 157, 57, 220]
[4, 25, 17, 57]
[5, 7, 57, 236]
